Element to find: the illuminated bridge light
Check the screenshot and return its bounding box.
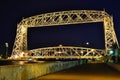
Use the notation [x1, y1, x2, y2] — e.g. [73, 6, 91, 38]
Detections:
[108, 50, 115, 55]
[59, 44, 63, 47]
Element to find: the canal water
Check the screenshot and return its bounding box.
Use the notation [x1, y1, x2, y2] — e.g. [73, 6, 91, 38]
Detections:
[0, 60, 43, 66]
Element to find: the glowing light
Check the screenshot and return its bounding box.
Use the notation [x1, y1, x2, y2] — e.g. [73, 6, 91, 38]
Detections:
[58, 51, 62, 53]
[86, 42, 89, 45]
[5, 42, 9, 47]
[109, 50, 114, 55]
[14, 55, 18, 58]
[20, 52, 24, 57]
[59, 44, 63, 47]
[91, 49, 94, 52]
[81, 51, 83, 54]
[19, 61, 25, 65]
[28, 57, 32, 61]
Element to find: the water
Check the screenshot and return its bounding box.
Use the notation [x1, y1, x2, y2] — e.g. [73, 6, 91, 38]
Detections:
[0, 60, 41, 66]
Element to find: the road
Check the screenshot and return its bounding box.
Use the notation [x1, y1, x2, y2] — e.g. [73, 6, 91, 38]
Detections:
[34, 63, 120, 80]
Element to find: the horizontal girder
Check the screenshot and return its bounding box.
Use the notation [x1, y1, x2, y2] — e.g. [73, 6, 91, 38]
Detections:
[20, 10, 109, 27]
[28, 46, 105, 59]
[26, 56, 103, 59]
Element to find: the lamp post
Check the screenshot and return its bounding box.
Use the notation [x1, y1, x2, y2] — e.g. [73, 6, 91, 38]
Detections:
[5, 42, 9, 59]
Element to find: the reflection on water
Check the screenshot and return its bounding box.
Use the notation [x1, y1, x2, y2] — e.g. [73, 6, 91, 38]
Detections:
[0, 60, 44, 66]
[12, 61, 27, 65]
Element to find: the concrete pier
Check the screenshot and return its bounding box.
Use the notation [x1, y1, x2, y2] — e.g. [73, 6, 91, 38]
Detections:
[0, 61, 80, 80]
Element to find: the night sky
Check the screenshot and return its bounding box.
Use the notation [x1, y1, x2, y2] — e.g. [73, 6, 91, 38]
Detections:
[0, 0, 120, 55]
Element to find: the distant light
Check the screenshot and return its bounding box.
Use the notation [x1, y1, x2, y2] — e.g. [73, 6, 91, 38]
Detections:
[5, 42, 9, 47]
[58, 51, 62, 53]
[109, 50, 114, 55]
[59, 44, 63, 47]
[86, 42, 89, 45]
[28, 58, 32, 61]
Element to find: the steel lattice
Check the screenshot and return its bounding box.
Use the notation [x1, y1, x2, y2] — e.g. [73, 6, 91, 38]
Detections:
[11, 10, 119, 59]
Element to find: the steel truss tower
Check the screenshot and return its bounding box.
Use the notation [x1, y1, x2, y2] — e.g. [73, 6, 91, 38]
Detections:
[11, 10, 119, 59]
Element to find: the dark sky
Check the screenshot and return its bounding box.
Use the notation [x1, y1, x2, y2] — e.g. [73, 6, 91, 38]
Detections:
[0, 0, 120, 55]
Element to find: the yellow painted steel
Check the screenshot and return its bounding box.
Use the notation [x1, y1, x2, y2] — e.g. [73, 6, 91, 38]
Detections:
[11, 10, 119, 59]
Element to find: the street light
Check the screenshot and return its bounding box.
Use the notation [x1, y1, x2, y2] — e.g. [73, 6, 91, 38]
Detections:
[5, 42, 9, 59]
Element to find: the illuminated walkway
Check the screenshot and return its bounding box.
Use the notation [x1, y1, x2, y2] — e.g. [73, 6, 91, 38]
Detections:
[34, 63, 120, 80]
